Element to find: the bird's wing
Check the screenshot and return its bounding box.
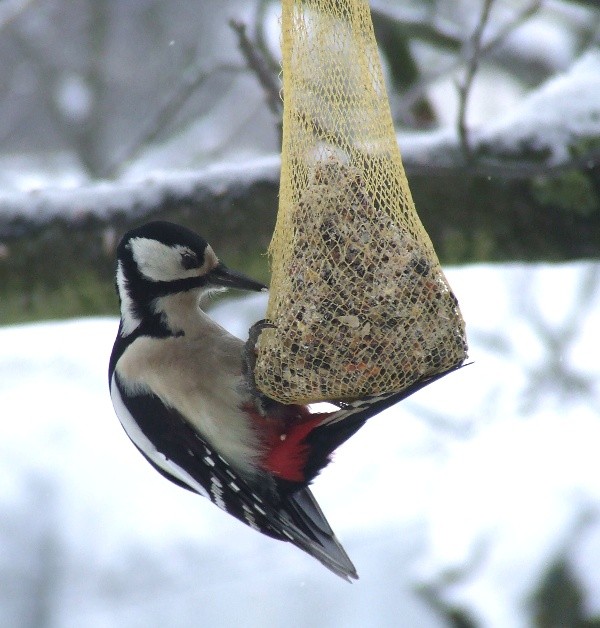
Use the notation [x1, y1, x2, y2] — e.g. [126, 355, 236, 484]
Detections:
[110, 373, 357, 580]
[294, 362, 469, 486]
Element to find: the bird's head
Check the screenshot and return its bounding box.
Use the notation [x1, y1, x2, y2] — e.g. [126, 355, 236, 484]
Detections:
[115, 221, 267, 336]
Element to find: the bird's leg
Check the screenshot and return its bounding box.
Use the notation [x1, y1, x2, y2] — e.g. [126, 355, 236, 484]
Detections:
[242, 319, 279, 416]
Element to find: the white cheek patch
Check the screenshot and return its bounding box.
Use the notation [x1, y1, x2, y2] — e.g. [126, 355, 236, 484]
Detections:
[129, 237, 204, 282]
[203, 245, 218, 273]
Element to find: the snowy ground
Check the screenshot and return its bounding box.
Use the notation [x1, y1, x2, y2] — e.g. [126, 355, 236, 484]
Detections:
[1, 262, 599, 628]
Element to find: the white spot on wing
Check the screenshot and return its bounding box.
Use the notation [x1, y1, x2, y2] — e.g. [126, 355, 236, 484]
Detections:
[210, 476, 226, 510]
[242, 504, 260, 531]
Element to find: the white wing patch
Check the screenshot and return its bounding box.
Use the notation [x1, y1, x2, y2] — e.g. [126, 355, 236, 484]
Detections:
[319, 393, 394, 425]
[110, 374, 209, 499]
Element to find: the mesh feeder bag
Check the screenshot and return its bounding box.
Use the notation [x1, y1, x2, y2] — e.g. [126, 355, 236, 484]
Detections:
[253, 0, 468, 404]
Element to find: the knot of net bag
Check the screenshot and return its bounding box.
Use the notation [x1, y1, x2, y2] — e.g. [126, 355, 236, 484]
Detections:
[253, 0, 467, 404]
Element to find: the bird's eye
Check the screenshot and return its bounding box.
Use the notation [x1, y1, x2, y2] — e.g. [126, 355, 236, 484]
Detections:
[181, 251, 199, 270]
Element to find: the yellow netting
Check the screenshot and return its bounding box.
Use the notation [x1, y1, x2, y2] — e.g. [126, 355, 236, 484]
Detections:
[253, 0, 467, 404]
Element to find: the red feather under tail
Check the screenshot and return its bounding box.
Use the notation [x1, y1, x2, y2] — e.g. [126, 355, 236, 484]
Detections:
[244, 404, 334, 482]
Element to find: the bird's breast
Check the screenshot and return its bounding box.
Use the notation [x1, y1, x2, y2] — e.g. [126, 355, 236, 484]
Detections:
[115, 333, 263, 476]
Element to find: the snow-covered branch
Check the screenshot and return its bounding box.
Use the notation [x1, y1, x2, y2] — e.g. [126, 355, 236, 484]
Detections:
[0, 157, 280, 239]
[0, 48, 598, 315]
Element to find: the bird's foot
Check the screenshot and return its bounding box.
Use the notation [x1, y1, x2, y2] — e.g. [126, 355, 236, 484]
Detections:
[243, 319, 277, 416]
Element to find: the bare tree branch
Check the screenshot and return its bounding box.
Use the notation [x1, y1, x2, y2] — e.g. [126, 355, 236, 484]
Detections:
[0, 0, 38, 31]
[254, 0, 282, 77]
[456, 0, 497, 160]
[395, 0, 543, 122]
[1, 126, 598, 238]
[7, 7, 111, 176]
[102, 61, 244, 178]
[229, 18, 282, 118]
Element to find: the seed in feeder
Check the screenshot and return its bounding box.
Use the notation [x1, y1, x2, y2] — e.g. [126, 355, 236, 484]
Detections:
[255, 157, 467, 402]
[338, 315, 361, 328]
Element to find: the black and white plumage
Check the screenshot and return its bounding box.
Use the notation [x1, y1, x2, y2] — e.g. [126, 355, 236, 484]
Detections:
[108, 221, 463, 581]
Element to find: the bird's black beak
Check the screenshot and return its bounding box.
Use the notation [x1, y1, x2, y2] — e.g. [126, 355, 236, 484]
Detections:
[208, 263, 268, 292]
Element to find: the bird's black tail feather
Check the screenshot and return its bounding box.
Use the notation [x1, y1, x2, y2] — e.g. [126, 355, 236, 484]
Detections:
[301, 362, 468, 484]
[282, 487, 358, 581]
[272, 363, 468, 580]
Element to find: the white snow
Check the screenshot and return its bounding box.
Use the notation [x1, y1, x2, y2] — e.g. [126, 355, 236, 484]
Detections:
[55, 73, 93, 123]
[498, 13, 575, 71]
[1, 261, 599, 627]
[475, 49, 600, 165]
[0, 153, 87, 194]
[0, 154, 281, 231]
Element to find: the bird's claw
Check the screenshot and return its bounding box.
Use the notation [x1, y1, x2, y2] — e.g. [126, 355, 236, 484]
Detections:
[243, 319, 277, 415]
[246, 319, 276, 352]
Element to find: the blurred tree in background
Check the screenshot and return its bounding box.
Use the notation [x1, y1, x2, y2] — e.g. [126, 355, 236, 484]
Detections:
[0, 0, 598, 322]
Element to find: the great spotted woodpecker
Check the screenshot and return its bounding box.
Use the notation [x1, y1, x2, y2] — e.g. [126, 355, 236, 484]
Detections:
[109, 221, 462, 580]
